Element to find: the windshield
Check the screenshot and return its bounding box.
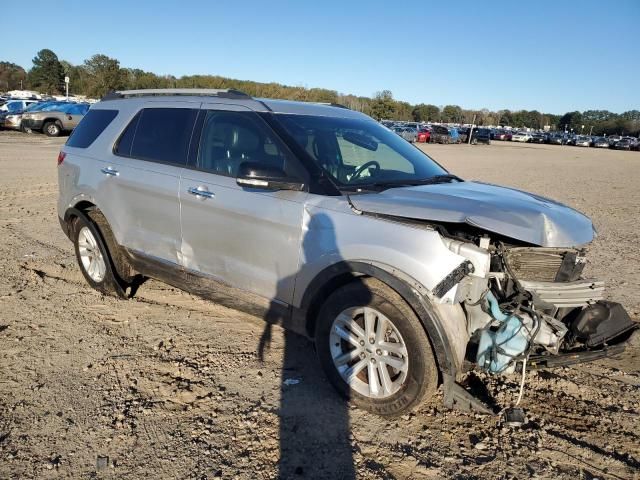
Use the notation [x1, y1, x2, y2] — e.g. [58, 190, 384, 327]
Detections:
[273, 114, 447, 187]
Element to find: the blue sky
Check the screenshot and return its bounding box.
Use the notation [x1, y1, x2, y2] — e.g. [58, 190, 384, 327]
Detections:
[3, 0, 639, 113]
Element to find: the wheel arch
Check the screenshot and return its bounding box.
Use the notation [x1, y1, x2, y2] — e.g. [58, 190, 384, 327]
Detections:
[300, 261, 460, 377]
[63, 204, 136, 283]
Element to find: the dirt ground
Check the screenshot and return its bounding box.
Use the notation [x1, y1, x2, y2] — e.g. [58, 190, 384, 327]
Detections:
[0, 131, 638, 480]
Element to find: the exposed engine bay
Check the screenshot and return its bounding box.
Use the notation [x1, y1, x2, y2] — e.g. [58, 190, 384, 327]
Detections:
[444, 238, 637, 377]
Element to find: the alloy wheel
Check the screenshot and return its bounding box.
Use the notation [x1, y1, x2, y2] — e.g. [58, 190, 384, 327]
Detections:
[77, 226, 106, 282]
[329, 306, 409, 398]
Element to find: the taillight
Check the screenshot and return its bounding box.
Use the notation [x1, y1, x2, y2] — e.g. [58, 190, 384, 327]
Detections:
[57, 151, 66, 166]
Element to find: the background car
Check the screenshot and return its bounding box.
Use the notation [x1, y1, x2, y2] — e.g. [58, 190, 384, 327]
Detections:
[0, 99, 39, 113]
[548, 133, 569, 145]
[416, 127, 431, 143]
[1, 101, 69, 131]
[494, 129, 512, 141]
[469, 128, 491, 145]
[612, 138, 633, 150]
[21, 103, 89, 136]
[530, 133, 546, 143]
[448, 127, 460, 143]
[592, 137, 609, 148]
[457, 127, 470, 143]
[429, 125, 453, 143]
[511, 132, 532, 142]
[574, 135, 591, 147]
[392, 126, 417, 143]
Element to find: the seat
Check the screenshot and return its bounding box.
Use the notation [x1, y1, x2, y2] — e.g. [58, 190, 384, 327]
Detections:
[223, 125, 261, 177]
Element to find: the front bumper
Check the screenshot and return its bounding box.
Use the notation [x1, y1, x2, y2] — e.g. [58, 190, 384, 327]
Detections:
[2, 117, 21, 129]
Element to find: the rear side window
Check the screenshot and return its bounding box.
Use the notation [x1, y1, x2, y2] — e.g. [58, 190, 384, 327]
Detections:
[66, 109, 118, 148]
[115, 108, 197, 165]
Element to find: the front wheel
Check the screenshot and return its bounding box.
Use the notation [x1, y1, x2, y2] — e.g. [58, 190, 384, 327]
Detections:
[44, 121, 61, 137]
[315, 278, 438, 416]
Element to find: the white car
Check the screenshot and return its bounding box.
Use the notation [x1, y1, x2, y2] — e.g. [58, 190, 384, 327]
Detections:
[575, 136, 591, 147]
[511, 132, 532, 142]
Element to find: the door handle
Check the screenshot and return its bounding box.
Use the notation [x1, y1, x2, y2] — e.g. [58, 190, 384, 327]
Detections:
[188, 186, 215, 199]
[100, 167, 119, 176]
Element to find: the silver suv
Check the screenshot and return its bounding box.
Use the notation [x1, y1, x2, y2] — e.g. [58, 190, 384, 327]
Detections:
[58, 89, 636, 416]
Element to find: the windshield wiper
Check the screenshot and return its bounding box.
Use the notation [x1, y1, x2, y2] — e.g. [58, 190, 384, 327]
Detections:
[367, 174, 463, 189]
[338, 174, 462, 193]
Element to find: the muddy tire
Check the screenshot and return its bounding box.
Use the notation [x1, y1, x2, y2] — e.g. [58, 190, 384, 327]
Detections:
[71, 214, 127, 298]
[315, 278, 438, 417]
[44, 121, 61, 137]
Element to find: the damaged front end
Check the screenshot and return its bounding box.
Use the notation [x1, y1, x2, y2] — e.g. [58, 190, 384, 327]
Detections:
[448, 241, 637, 377]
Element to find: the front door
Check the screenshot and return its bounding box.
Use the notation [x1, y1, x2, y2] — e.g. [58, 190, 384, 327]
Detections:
[179, 104, 308, 304]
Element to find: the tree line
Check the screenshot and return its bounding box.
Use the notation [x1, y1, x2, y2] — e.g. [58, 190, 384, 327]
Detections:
[1, 49, 638, 136]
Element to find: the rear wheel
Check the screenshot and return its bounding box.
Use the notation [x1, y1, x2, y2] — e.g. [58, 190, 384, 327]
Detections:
[72, 215, 127, 298]
[44, 121, 61, 137]
[315, 278, 438, 416]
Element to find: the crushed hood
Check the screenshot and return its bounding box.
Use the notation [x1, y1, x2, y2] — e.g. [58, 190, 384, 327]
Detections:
[350, 181, 595, 247]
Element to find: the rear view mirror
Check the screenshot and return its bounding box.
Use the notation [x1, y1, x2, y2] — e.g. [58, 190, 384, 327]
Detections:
[236, 162, 305, 192]
[343, 131, 378, 151]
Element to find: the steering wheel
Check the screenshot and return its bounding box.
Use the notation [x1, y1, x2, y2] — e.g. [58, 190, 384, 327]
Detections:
[350, 160, 381, 182]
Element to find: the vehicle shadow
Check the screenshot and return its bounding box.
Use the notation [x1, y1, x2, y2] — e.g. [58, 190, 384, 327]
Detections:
[258, 213, 356, 479]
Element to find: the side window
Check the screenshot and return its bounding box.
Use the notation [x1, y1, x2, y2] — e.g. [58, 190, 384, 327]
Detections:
[114, 111, 140, 156]
[197, 110, 294, 178]
[67, 109, 118, 148]
[115, 108, 197, 165]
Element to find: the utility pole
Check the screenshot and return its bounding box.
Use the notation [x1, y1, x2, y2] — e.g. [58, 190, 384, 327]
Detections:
[64, 76, 69, 100]
[20, 80, 23, 90]
[468, 114, 476, 144]
[589, 126, 593, 135]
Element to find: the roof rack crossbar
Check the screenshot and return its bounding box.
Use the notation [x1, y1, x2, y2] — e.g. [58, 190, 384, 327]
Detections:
[101, 88, 251, 101]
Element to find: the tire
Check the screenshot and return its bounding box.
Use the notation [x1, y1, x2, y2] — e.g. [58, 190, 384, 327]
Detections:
[471, 138, 478, 145]
[72, 214, 127, 298]
[44, 121, 61, 137]
[315, 278, 438, 417]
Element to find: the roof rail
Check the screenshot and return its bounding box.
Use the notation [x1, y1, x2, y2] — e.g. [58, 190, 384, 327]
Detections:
[101, 88, 251, 101]
[312, 102, 350, 110]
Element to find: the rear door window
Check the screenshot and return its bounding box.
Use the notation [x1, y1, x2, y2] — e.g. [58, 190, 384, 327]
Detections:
[115, 107, 198, 165]
[67, 109, 118, 148]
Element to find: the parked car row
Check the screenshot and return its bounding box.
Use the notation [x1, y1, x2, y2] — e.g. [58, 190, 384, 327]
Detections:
[386, 123, 480, 145]
[383, 120, 639, 150]
[516, 131, 640, 150]
[0, 99, 90, 136]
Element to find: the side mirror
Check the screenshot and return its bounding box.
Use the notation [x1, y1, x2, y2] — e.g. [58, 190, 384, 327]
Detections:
[236, 162, 305, 191]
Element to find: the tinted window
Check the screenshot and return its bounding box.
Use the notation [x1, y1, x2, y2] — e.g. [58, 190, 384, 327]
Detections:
[115, 112, 140, 156]
[117, 108, 197, 165]
[197, 110, 294, 177]
[67, 110, 118, 148]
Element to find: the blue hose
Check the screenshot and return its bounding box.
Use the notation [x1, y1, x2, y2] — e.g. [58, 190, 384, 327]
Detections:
[486, 291, 509, 322]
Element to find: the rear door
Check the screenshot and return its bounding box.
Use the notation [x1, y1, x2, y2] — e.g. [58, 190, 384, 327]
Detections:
[178, 104, 308, 304]
[95, 103, 198, 264]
